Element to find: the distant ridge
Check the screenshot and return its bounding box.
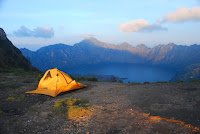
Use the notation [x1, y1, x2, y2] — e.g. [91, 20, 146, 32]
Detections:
[20, 37, 200, 81]
[0, 28, 32, 71]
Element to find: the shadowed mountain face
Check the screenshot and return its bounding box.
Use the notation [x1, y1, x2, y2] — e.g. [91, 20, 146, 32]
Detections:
[21, 40, 146, 72]
[20, 37, 200, 81]
[0, 28, 32, 71]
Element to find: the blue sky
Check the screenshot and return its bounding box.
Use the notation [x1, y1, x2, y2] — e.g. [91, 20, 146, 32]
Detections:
[1, 0, 200, 50]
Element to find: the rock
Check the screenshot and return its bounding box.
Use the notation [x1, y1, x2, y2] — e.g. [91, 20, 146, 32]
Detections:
[40, 112, 52, 119]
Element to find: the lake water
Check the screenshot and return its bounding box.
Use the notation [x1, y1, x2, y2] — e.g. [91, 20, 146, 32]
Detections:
[67, 63, 176, 83]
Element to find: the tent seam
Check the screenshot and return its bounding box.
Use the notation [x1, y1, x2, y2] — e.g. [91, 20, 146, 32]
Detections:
[58, 70, 69, 84]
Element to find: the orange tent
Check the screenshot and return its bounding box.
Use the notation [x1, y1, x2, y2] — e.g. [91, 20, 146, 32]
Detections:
[26, 68, 87, 97]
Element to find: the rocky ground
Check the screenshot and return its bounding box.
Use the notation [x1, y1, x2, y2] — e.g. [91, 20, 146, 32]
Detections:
[0, 72, 200, 134]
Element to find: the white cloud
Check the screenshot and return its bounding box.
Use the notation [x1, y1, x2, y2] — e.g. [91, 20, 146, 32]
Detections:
[14, 26, 54, 38]
[161, 7, 200, 22]
[81, 33, 98, 38]
[119, 19, 167, 33]
[33, 26, 54, 38]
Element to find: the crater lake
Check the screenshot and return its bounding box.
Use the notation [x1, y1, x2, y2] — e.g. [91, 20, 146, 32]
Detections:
[65, 63, 176, 83]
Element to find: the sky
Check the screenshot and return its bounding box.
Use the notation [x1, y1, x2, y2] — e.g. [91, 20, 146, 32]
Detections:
[0, 0, 200, 50]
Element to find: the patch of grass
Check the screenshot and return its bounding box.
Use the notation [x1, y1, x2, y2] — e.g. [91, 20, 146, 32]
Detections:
[1, 68, 43, 81]
[71, 76, 86, 81]
[53, 98, 91, 119]
[54, 105, 68, 115]
[155, 81, 168, 83]
[74, 98, 89, 106]
[130, 82, 142, 85]
[87, 77, 98, 81]
[29, 106, 36, 111]
[54, 99, 70, 115]
[7, 94, 25, 101]
[70, 75, 98, 82]
[7, 96, 15, 100]
[118, 79, 123, 83]
[2, 68, 32, 76]
[177, 79, 185, 83]
[143, 82, 150, 84]
[190, 79, 200, 83]
[6, 87, 12, 90]
[68, 105, 91, 119]
[0, 110, 4, 115]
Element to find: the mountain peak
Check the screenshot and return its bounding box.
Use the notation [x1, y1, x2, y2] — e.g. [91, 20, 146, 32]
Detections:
[120, 42, 131, 46]
[81, 37, 113, 48]
[167, 42, 176, 46]
[0, 28, 7, 40]
[136, 44, 148, 49]
[84, 37, 103, 45]
[118, 42, 133, 49]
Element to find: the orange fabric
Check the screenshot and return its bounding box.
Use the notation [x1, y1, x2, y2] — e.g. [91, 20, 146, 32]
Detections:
[26, 68, 87, 97]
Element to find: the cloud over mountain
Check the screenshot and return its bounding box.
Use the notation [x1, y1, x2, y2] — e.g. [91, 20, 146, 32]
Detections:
[14, 26, 54, 38]
[81, 33, 99, 38]
[119, 19, 167, 33]
[159, 7, 200, 23]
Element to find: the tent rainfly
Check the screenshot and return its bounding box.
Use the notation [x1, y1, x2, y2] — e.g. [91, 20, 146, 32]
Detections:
[26, 68, 87, 97]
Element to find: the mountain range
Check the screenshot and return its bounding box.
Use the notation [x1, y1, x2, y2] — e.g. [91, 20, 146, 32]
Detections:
[20, 37, 200, 81]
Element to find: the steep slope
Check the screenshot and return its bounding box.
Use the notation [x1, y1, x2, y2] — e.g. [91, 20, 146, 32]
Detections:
[148, 44, 200, 68]
[171, 63, 200, 81]
[0, 28, 32, 71]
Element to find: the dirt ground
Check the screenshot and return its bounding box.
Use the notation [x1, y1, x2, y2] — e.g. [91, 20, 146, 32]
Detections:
[0, 72, 200, 134]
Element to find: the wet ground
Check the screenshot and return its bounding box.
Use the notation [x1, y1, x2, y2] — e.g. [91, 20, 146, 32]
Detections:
[0, 72, 200, 134]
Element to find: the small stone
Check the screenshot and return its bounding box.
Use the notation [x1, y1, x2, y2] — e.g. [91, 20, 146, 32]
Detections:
[40, 112, 52, 118]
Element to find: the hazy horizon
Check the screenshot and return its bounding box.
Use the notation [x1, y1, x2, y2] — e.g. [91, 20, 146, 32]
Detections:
[16, 37, 200, 51]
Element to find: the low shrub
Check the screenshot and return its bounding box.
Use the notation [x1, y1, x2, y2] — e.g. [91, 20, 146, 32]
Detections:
[87, 77, 98, 81]
[143, 82, 150, 84]
[118, 79, 123, 83]
[68, 105, 91, 119]
[156, 81, 168, 83]
[54, 104, 68, 115]
[6, 87, 12, 90]
[7, 96, 15, 100]
[29, 106, 36, 111]
[0, 110, 4, 115]
[7, 94, 25, 101]
[130, 82, 142, 85]
[53, 98, 91, 119]
[70, 75, 98, 82]
[177, 79, 184, 83]
[190, 79, 200, 83]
